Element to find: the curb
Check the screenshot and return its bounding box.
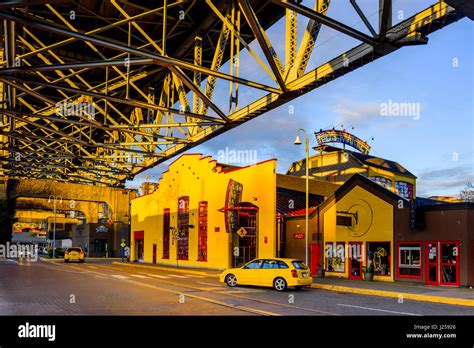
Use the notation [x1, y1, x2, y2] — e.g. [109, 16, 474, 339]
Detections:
[111, 261, 221, 278]
[311, 283, 474, 307]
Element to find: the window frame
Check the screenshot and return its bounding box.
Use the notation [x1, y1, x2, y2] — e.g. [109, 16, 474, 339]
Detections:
[325, 242, 346, 273]
[162, 208, 170, 259]
[197, 201, 208, 262]
[366, 241, 391, 277]
[177, 196, 190, 260]
[396, 241, 422, 279]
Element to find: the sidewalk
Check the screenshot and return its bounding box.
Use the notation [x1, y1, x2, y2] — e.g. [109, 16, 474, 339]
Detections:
[111, 261, 222, 278]
[312, 276, 474, 307]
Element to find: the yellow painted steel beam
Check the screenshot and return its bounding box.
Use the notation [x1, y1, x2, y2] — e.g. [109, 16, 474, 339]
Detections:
[287, 0, 331, 81]
[129, 1, 463, 181]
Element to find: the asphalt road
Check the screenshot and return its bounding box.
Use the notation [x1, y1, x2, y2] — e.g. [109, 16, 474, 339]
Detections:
[1, 258, 473, 316]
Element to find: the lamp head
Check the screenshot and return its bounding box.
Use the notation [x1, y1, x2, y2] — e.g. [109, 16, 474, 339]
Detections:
[294, 134, 302, 145]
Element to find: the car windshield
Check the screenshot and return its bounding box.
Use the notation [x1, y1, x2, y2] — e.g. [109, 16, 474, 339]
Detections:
[67, 248, 82, 252]
[292, 260, 308, 269]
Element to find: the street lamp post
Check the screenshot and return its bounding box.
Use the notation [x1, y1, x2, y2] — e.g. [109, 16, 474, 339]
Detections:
[48, 195, 62, 259]
[294, 129, 310, 266]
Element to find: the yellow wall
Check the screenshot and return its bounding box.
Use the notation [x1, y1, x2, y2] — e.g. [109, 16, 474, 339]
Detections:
[131, 154, 277, 270]
[323, 185, 394, 282]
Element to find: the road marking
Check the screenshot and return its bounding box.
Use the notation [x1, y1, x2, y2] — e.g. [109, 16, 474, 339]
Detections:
[185, 274, 205, 278]
[141, 273, 170, 279]
[79, 263, 339, 315]
[337, 303, 421, 316]
[87, 266, 98, 269]
[130, 274, 151, 279]
[167, 274, 190, 278]
[61, 265, 278, 316]
[198, 281, 224, 287]
[111, 275, 130, 280]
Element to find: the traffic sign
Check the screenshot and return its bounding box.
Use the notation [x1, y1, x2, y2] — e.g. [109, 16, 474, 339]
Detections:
[120, 242, 126, 248]
[121, 239, 126, 243]
[237, 227, 247, 238]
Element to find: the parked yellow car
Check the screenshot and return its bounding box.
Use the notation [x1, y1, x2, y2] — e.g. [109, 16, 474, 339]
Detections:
[220, 258, 312, 291]
[64, 247, 85, 263]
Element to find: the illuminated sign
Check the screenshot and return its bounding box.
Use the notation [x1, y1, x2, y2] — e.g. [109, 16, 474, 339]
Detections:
[294, 233, 305, 239]
[315, 129, 371, 154]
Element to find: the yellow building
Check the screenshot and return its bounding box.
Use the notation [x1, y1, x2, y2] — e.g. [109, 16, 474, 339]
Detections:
[287, 145, 416, 199]
[131, 154, 278, 270]
[319, 174, 399, 282]
[284, 174, 403, 282]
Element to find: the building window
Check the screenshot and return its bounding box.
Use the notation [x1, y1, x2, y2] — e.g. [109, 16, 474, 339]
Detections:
[162, 208, 170, 259]
[177, 197, 189, 260]
[397, 242, 421, 278]
[197, 202, 208, 261]
[395, 181, 414, 199]
[370, 176, 392, 188]
[325, 242, 345, 273]
[367, 242, 391, 276]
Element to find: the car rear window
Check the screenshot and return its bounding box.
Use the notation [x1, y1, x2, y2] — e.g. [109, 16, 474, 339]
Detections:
[67, 248, 82, 252]
[292, 260, 308, 269]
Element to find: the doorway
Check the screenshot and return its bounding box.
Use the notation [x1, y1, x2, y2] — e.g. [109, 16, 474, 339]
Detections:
[425, 241, 460, 286]
[230, 203, 258, 268]
[348, 242, 363, 279]
[152, 244, 157, 264]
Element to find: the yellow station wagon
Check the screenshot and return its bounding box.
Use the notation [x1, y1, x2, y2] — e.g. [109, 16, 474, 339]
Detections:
[220, 258, 312, 291]
[64, 247, 85, 263]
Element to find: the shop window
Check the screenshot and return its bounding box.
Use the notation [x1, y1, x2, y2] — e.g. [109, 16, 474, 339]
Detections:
[395, 181, 414, 199]
[177, 197, 189, 260]
[325, 242, 345, 273]
[367, 242, 391, 276]
[398, 242, 421, 278]
[197, 202, 208, 261]
[162, 208, 170, 259]
[370, 176, 392, 188]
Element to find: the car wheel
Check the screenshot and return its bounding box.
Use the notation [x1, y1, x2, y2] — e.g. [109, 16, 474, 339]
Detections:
[64, 260, 68, 263]
[225, 274, 238, 287]
[273, 277, 287, 292]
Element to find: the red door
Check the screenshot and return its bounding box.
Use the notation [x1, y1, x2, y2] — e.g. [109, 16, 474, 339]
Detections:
[440, 241, 460, 286]
[152, 244, 157, 264]
[425, 241, 460, 286]
[348, 242, 363, 279]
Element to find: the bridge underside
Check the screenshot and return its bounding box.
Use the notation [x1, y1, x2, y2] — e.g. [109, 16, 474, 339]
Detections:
[0, 0, 468, 186]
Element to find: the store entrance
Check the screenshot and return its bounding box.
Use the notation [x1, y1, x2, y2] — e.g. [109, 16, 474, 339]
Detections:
[134, 231, 144, 262]
[425, 241, 460, 286]
[231, 203, 258, 268]
[348, 242, 363, 279]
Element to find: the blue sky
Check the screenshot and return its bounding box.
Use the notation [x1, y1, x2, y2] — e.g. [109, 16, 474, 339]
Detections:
[127, 1, 473, 198]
